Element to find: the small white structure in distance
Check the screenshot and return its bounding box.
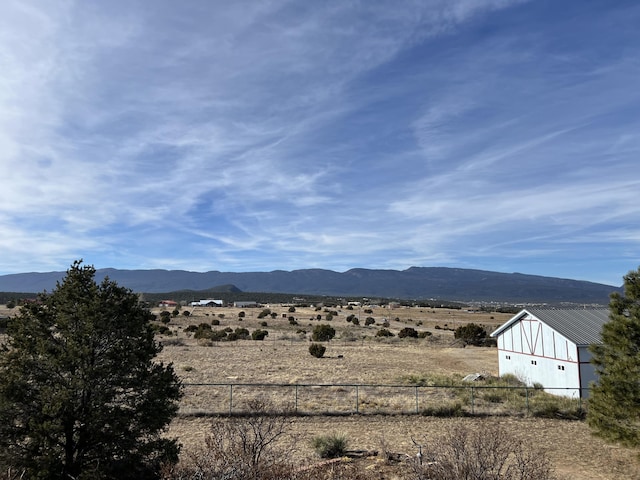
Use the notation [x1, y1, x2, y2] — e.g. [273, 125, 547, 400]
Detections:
[189, 299, 224, 307]
[490, 308, 609, 398]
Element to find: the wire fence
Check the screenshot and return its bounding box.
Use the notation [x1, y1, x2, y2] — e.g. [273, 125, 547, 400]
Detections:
[179, 383, 588, 418]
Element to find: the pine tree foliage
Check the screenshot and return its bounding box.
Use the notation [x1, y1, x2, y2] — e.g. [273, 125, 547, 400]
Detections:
[0, 261, 183, 479]
[588, 267, 640, 448]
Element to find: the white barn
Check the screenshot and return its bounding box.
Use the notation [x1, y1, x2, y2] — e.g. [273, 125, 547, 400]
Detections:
[490, 308, 609, 398]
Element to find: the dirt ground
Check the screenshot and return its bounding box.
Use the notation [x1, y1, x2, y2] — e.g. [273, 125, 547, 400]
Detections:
[167, 415, 640, 480]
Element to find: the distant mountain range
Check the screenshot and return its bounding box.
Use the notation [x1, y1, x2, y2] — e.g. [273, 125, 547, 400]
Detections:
[0, 267, 620, 304]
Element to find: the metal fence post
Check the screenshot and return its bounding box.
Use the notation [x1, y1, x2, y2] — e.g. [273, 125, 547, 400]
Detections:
[471, 386, 475, 415]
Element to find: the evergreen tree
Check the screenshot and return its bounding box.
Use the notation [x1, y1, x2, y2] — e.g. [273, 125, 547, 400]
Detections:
[0, 261, 183, 479]
[588, 267, 640, 448]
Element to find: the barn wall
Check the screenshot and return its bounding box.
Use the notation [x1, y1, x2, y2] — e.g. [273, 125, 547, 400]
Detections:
[496, 314, 582, 397]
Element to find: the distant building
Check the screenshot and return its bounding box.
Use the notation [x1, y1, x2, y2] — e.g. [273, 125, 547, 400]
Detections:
[491, 308, 609, 398]
[233, 301, 259, 308]
[190, 299, 224, 307]
[159, 300, 178, 308]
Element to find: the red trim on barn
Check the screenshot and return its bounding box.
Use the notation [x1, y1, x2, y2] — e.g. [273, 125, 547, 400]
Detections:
[496, 347, 579, 364]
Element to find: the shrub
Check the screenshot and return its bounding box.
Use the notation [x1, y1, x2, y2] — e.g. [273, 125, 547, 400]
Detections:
[376, 328, 394, 337]
[500, 373, 526, 386]
[252, 329, 269, 341]
[420, 402, 465, 417]
[288, 306, 296, 313]
[408, 421, 557, 480]
[161, 337, 185, 347]
[234, 327, 250, 339]
[182, 310, 191, 317]
[418, 331, 432, 338]
[398, 327, 418, 338]
[260, 321, 268, 327]
[226, 332, 239, 342]
[351, 317, 360, 325]
[288, 316, 297, 325]
[365, 317, 375, 326]
[152, 324, 172, 335]
[193, 323, 212, 339]
[194, 324, 230, 342]
[257, 308, 271, 319]
[454, 323, 488, 346]
[163, 398, 294, 479]
[211, 319, 220, 325]
[312, 433, 349, 458]
[312, 324, 336, 342]
[210, 330, 228, 341]
[238, 311, 245, 318]
[309, 343, 326, 358]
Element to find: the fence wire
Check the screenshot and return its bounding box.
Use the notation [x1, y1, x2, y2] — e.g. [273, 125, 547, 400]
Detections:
[179, 383, 587, 417]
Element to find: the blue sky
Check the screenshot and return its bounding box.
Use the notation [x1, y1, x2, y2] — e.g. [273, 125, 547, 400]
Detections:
[1, 0, 638, 286]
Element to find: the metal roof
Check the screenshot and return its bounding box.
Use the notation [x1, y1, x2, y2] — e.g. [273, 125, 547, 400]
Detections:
[491, 308, 609, 346]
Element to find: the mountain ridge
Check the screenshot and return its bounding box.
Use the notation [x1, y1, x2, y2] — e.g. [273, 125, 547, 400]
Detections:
[0, 266, 620, 304]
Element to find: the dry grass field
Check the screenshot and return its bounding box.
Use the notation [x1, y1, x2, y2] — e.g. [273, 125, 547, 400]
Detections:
[2, 303, 639, 478]
[153, 304, 639, 479]
[154, 304, 508, 385]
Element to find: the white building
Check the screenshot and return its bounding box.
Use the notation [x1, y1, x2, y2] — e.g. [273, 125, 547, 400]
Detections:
[490, 308, 609, 398]
[189, 299, 224, 307]
[233, 301, 259, 308]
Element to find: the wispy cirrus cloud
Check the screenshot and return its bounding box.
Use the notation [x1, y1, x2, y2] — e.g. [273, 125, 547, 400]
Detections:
[0, 0, 638, 286]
